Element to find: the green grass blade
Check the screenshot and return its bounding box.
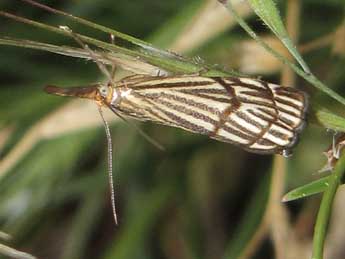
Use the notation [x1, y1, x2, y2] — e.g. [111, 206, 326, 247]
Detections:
[316, 109, 345, 132]
[282, 175, 332, 202]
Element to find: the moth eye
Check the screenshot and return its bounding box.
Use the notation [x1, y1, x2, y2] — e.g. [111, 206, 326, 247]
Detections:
[98, 85, 109, 97]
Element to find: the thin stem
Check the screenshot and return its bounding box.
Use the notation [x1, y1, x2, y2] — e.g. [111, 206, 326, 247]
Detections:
[312, 152, 345, 259]
[19, 0, 159, 50]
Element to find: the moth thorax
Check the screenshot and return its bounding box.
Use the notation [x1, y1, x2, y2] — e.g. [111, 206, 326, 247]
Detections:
[110, 87, 132, 105]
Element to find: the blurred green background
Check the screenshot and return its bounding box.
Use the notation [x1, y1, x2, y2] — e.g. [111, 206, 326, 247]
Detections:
[0, 0, 345, 258]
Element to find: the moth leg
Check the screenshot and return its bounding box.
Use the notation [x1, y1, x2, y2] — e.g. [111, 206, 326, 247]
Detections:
[59, 26, 114, 85]
[191, 67, 209, 76]
[156, 69, 163, 76]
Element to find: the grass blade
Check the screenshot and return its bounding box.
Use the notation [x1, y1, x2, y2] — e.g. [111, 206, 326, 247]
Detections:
[282, 175, 332, 202]
[316, 109, 345, 132]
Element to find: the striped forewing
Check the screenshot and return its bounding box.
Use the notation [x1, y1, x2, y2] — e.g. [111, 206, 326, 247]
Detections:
[110, 76, 307, 155]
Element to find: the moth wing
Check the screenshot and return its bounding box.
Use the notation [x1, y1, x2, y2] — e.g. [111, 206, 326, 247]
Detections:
[216, 78, 307, 154]
[113, 76, 307, 155]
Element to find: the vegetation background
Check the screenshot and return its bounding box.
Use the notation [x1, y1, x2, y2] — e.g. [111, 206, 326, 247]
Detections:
[0, 0, 344, 258]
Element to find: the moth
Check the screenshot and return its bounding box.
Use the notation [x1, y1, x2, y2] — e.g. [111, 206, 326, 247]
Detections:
[45, 75, 308, 156]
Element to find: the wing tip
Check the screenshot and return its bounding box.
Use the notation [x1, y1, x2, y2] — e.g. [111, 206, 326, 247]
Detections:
[278, 89, 309, 155]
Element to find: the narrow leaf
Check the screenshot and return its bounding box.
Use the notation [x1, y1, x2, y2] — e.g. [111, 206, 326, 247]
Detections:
[316, 109, 345, 132]
[282, 175, 332, 202]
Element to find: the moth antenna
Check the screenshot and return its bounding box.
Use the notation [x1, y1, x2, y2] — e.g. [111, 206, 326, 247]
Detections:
[108, 105, 165, 151]
[98, 106, 118, 225]
[59, 26, 114, 85]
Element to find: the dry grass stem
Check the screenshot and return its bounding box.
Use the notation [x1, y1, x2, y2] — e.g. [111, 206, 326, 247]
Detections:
[0, 232, 11, 241]
[239, 220, 269, 259]
[0, 125, 14, 154]
[332, 21, 345, 56]
[269, 156, 289, 259]
[238, 36, 288, 74]
[299, 33, 335, 54]
[170, 0, 253, 53]
[269, 1, 308, 258]
[0, 244, 36, 259]
[0, 100, 118, 179]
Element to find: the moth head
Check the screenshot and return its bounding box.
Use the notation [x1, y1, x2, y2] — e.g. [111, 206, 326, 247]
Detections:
[97, 84, 110, 98]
